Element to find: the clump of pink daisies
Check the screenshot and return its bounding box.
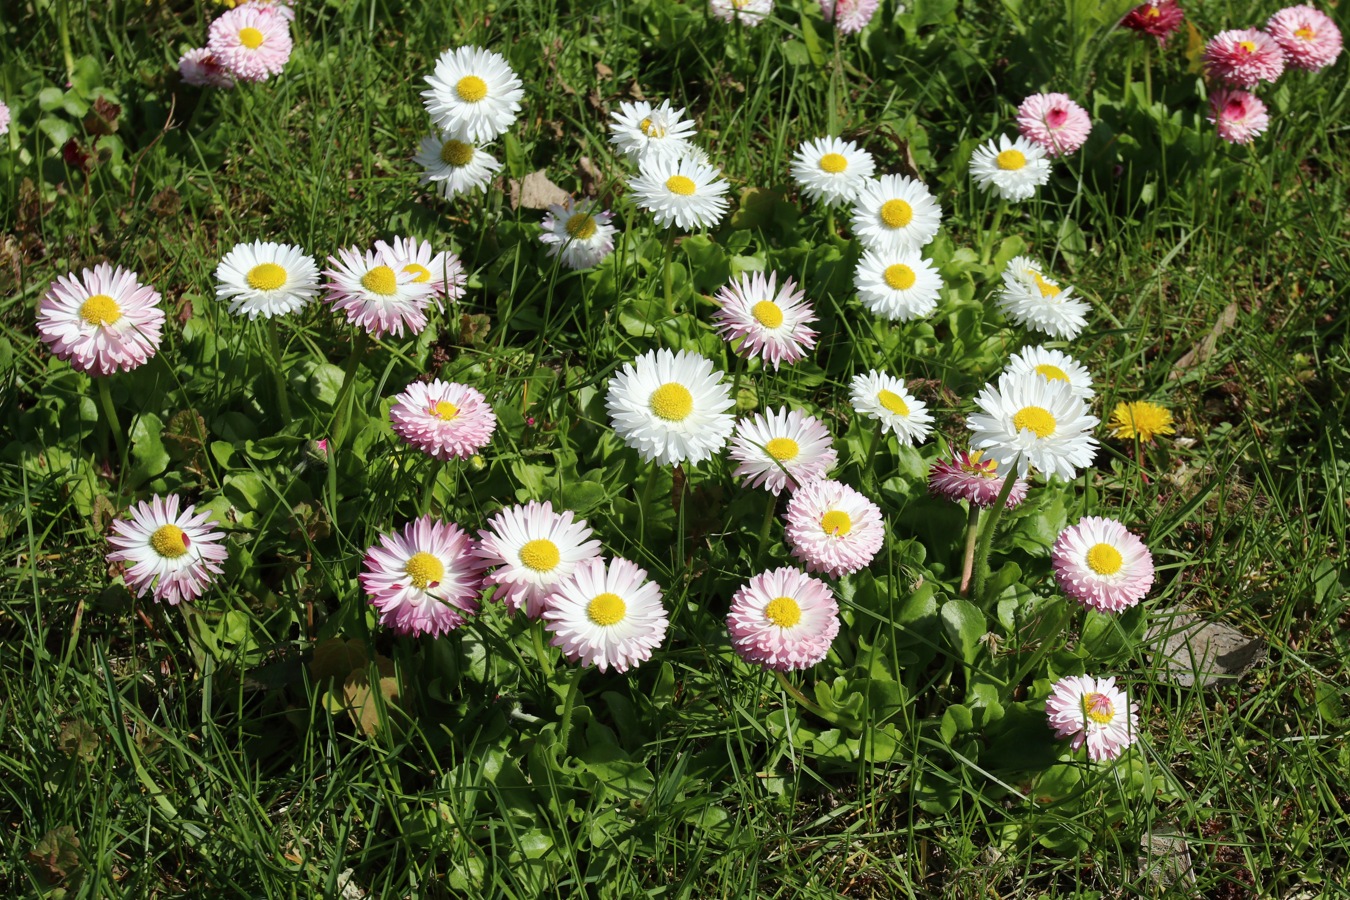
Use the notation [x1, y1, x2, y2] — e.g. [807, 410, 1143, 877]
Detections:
[928, 450, 1029, 509]
[1016, 93, 1091, 157]
[360, 516, 484, 637]
[1266, 5, 1343, 72]
[1121, 0, 1185, 45]
[1208, 88, 1270, 145]
[1052, 516, 1155, 613]
[389, 379, 497, 461]
[1045, 674, 1139, 762]
[819, 0, 879, 35]
[784, 478, 884, 578]
[375, 235, 466, 302]
[726, 567, 840, 671]
[711, 271, 818, 370]
[37, 263, 166, 376]
[106, 494, 229, 605]
[1204, 29, 1286, 87]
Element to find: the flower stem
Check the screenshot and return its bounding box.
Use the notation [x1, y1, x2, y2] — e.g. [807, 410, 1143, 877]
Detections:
[958, 504, 982, 597]
[968, 470, 1018, 604]
[556, 663, 586, 752]
[331, 332, 369, 449]
[266, 319, 293, 422]
[980, 204, 1006, 267]
[95, 377, 126, 463]
[773, 670, 860, 729]
[865, 419, 885, 488]
[756, 492, 778, 563]
[419, 458, 439, 516]
[662, 227, 677, 315]
[637, 462, 659, 544]
[531, 621, 555, 680]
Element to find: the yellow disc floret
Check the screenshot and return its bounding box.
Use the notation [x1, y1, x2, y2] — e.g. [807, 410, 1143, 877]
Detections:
[818, 153, 848, 174]
[361, 265, 398, 296]
[1012, 406, 1056, 438]
[79, 294, 122, 327]
[1030, 271, 1062, 298]
[996, 149, 1027, 171]
[440, 139, 475, 167]
[1081, 692, 1116, 725]
[649, 383, 694, 422]
[246, 263, 287, 292]
[665, 175, 696, 196]
[1034, 363, 1069, 382]
[751, 300, 784, 329]
[764, 437, 799, 462]
[404, 552, 445, 590]
[519, 539, 561, 572]
[432, 401, 460, 421]
[882, 264, 916, 291]
[587, 592, 626, 626]
[820, 510, 852, 536]
[403, 263, 431, 283]
[565, 213, 597, 240]
[150, 524, 189, 559]
[1085, 543, 1124, 576]
[238, 27, 264, 50]
[764, 596, 802, 628]
[456, 75, 488, 102]
[879, 199, 913, 229]
[876, 389, 909, 417]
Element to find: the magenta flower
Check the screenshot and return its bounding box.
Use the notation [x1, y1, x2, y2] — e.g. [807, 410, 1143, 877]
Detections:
[107, 495, 229, 605]
[1121, 0, 1185, 45]
[389, 379, 497, 461]
[927, 450, 1029, 509]
[1266, 5, 1343, 72]
[1051, 516, 1155, 613]
[1045, 674, 1139, 762]
[727, 567, 840, 671]
[179, 48, 235, 88]
[784, 478, 884, 578]
[1016, 93, 1091, 157]
[37, 263, 165, 376]
[1204, 29, 1286, 87]
[359, 516, 484, 637]
[1208, 88, 1270, 145]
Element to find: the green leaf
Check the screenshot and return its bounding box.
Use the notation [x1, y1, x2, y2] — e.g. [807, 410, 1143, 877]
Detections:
[940, 598, 985, 666]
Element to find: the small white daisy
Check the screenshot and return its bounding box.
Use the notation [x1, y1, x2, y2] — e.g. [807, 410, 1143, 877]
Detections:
[606, 348, 736, 467]
[106, 494, 229, 605]
[850, 174, 943, 253]
[710, 270, 819, 370]
[539, 198, 618, 270]
[849, 371, 934, 446]
[853, 248, 943, 321]
[1004, 345, 1094, 399]
[414, 133, 501, 201]
[966, 372, 1099, 480]
[374, 235, 466, 302]
[422, 45, 524, 143]
[542, 557, 669, 674]
[324, 247, 436, 338]
[476, 500, 604, 620]
[609, 99, 699, 165]
[997, 256, 1090, 340]
[970, 134, 1052, 202]
[790, 136, 876, 208]
[628, 155, 730, 232]
[214, 240, 318, 320]
[709, 0, 773, 26]
[729, 407, 838, 495]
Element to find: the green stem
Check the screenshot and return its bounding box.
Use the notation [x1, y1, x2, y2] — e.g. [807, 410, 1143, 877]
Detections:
[555, 663, 586, 752]
[980, 205, 1006, 267]
[331, 332, 369, 449]
[756, 492, 777, 562]
[825, 206, 837, 238]
[419, 458, 439, 516]
[531, 621, 555, 679]
[958, 504, 981, 597]
[266, 319, 293, 422]
[96, 378, 126, 463]
[662, 227, 677, 315]
[56, 0, 75, 85]
[967, 469, 1019, 604]
[1143, 41, 1153, 109]
[637, 462, 659, 543]
[773, 670, 859, 729]
[865, 419, 885, 488]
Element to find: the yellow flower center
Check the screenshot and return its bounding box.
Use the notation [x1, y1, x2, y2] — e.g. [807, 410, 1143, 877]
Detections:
[764, 596, 802, 628]
[879, 199, 913, 229]
[1034, 363, 1069, 382]
[565, 213, 597, 240]
[640, 117, 665, 138]
[1081, 692, 1116, 725]
[149, 524, 189, 559]
[751, 300, 784, 329]
[764, 437, 799, 462]
[360, 265, 398, 296]
[820, 510, 852, 536]
[79, 294, 122, 327]
[1012, 405, 1056, 439]
[1143, 5, 1160, 18]
[1085, 543, 1124, 576]
[883, 264, 916, 291]
[649, 383, 694, 422]
[1295, 26, 1314, 40]
[587, 592, 626, 626]
[1238, 40, 1257, 53]
[1027, 270, 1061, 298]
[996, 149, 1027, 171]
[432, 400, 459, 421]
[519, 539, 561, 572]
[403, 263, 431, 283]
[876, 389, 909, 417]
[404, 552, 445, 590]
[666, 175, 697, 196]
[440, 139, 475, 167]
[960, 450, 998, 478]
[246, 262, 287, 291]
[238, 27, 264, 50]
[456, 75, 488, 102]
[818, 153, 848, 174]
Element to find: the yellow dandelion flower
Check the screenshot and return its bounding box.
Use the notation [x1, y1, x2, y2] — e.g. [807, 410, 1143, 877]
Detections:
[1109, 401, 1175, 443]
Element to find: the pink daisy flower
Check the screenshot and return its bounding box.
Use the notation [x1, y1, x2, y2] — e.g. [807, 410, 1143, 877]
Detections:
[1208, 88, 1270, 145]
[1045, 674, 1139, 762]
[820, 0, 879, 35]
[476, 500, 603, 619]
[0, 100, 10, 136]
[1016, 93, 1092, 157]
[1204, 29, 1286, 87]
[207, 6, 293, 83]
[927, 450, 1029, 509]
[1051, 516, 1155, 613]
[179, 48, 235, 88]
[784, 478, 884, 578]
[726, 567, 840, 672]
[374, 235, 466, 302]
[106, 494, 229, 605]
[324, 246, 435, 338]
[37, 263, 165, 376]
[710, 271, 818, 370]
[1267, 5, 1343, 72]
[542, 557, 669, 674]
[389, 379, 497, 461]
[1121, 0, 1185, 45]
[359, 516, 484, 637]
[729, 407, 838, 495]
[239, 0, 296, 22]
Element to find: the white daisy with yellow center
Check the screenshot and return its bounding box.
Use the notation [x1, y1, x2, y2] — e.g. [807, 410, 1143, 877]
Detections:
[849, 370, 934, 446]
[476, 500, 603, 619]
[324, 246, 436, 338]
[606, 348, 736, 466]
[966, 372, 1099, 480]
[542, 557, 669, 674]
[539, 198, 619, 270]
[374, 235, 467, 302]
[627, 155, 731, 231]
[997, 256, 1091, 340]
[789, 136, 876, 207]
[214, 240, 320, 319]
[970, 134, 1052, 202]
[609, 99, 699, 165]
[422, 46, 524, 143]
[853, 247, 944, 321]
[729, 407, 839, 495]
[709, 0, 774, 26]
[1004, 345, 1094, 399]
[850, 173, 943, 253]
[413, 132, 502, 201]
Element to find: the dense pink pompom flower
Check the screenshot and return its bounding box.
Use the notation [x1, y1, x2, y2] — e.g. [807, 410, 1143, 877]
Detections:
[389, 379, 497, 461]
[1204, 29, 1286, 87]
[784, 478, 884, 578]
[542, 557, 669, 673]
[1208, 88, 1270, 145]
[37, 263, 165, 376]
[1121, 0, 1185, 45]
[476, 501, 603, 619]
[1045, 674, 1139, 762]
[927, 450, 1029, 509]
[1051, 516, 1155, 612]
[820, 0, 879, 35]
[359, 516, 484, 637]
[711, 271, 818, 370]
[179, 48, 236, 88]
[107, 495, 229, 605]
[1016, 93, 1091, 157]
[208, 6, 292, 82]
[1267, 5, 1343, 72]
[727, 567, 840, 671]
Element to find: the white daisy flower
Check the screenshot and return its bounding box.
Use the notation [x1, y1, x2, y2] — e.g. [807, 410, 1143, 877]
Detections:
[539, 198, 618, 270]
[997, 256, 1090, 340]
[542, 557, 669, 674]
[628, 155, 730, 231]
[709, 0, 773, 26]
[375, 235, 466, 303]
[323, 246, 436, 338]
[790, 136, 875, 208]
[729, 407, 838, 495]
[414, 133, 501, 201]
[710, 270, 819, 370]
[609, 99, 699, 165]
[850, 174, 943, 253]
[106, 494, 229, 605]
[214, 240, 320, 320]
[421, 45, 524, 143]
[476, 500, 604, 620]
[848, 371, 934, 446]
[606, 348, 736, 466]
[853, 247, 943, 321]
[1004, 345, 1094, 399]
[966, 372, 1099, 480]
[970, 134, 1052, 202]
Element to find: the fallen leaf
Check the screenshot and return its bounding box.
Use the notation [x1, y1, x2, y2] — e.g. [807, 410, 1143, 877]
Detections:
[509, 169, 570, 210]
[576, 156, 604, 196]
[343, 654, 400, 736]
[1146, 608, 1266, 687]
[1171, 301, 1240, 378]
[595, 62, 613, 79]
[1138, 827, 1196, 890]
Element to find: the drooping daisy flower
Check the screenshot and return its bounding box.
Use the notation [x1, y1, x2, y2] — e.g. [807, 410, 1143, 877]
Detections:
[789, 136, 876, 208]
[1004, 345, 1094, 399]
[1208, 88, 1270, 145]
[214, 240, 319, 319]
[709, 0, 773, 26]
[628, 155, 730, 231]
[784, 478, 885, 578]
[106, 494, 229, 605]
[1016, 93, 1092, 157]
[1108, 400, 1174, 443]
[206, 6, 292, 82]
[389, 379, 497, 461]
[37, 263, 166, 376]
[606, 348, 736, 466]
[1204, 29, 1287, 87]
[970, 134, 1052, 202]
[966, 372, 1100, 480]
[1052, 517, 1155, 613]
[422, 46, 524, 143]
[710, 271, 818, 369]
[927, 450, 1029, 509]
[849, 371, 934, 446]
[375, 236, 466, 302]
[850, 174, 943, 253]
[1121, 0, 1185, 45]
[729, 407, 838, 495]
[608, 99, 699, 165]
[997, 256, 1090, 340]
[853, 248, 943, 321]
[539, 198, 618, 270]
[476, 500, 603, 619]
[726, 567, 840, 671]
[542, 557, 669, 673]
[359, 516, 485, 637]
[324, 246, 435, 338]
[820, 0, 880, 35]
[1045, 674, 1139, 762]
[178, 48, 235, 88]
[413, 132, 502, 201]
[0, 101, 10, 136]
[1267, 5, 1343, 72]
